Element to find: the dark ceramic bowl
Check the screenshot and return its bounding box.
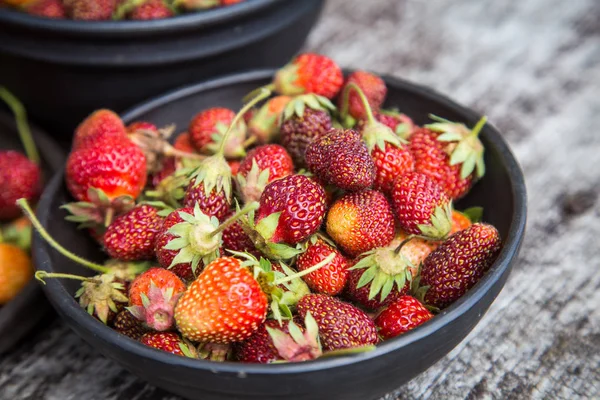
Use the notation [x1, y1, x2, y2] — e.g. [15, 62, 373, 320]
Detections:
[33, 70, 527, 400]
[0, 0, 324, 145]
[0, 110, 64, 354]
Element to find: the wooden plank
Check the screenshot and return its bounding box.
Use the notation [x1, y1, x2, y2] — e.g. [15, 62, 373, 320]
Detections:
[1, 0, 599, 398]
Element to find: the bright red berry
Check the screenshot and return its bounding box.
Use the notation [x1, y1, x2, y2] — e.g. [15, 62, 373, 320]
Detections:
[296, 240, 349, 296]
[339, 71, 387, 120]
[274, 53, 344, 99]
[0, 151, 41, 220]
[374, 296, 433, 339]
[140, 332, 197, 357]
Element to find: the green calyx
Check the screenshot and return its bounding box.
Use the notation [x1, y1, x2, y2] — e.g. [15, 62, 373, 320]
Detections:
[164, 203, 221, 274]
[281, 94, 336, 122]
[417, 201, 453, 240]
[460, 206, 483, 223]
[104, 259, 151, 282]
[240, 209, 302, 261]
[350, 247, 415, 302]
[426, 114, 488, 179]
[143, 173, 190, 213]
[236, 159, 271, 204]
[274, 63, 303, 96]
[1, 220, 32, 251]
[379, 108, 413, 139]
[62, 187, 135, 230]
[267, 312, 322, 362]
[197, 342, 231, 361]
[206, 120, 248, 159]
[341, 82, 405, 151]
[173, 0, 219, 11]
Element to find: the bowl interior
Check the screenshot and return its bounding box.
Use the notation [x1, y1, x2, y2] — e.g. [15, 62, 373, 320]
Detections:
[34, 70, 526, 375]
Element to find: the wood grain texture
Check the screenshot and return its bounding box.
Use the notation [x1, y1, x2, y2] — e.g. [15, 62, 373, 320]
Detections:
[1, 0, 599, 398]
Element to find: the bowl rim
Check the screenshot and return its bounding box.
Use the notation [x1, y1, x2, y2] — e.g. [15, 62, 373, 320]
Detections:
[0, 0, 282, 37]
[35, 69, 527, 376]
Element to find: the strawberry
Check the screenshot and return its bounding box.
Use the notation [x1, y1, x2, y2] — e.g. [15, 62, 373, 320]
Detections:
[140, 332, 198, 358]
[154, 207, 196, 280]
[247, 95, 291, 144]
[64, 0, 116, 20]
[73, 109, 127, 150]
[128, 0, 174, 19]
[250, 174, 326, 255]
[236, 144, 294, 204]
[451, 209, 475, 233]
[326, 190, 395, 257]
[297, 294, 378, 351]
[189, 107, 247, 158]
[23, 0, 66, 17]
[344, 267, 407, 311]
[338, 71, 387, 121]
[173, 132, 195, 154]
[419, 223, 501, 309]
[150, 156, 177, 188]
[374, 296, 433, 339]
[127, 267, 186, 331]
[273, 53, 343, 99]
[391, 172, 452, 240]
[409, 116, 487, 199]
[183, 179, 230, 221]
[376, 110, 415, 139]
[175, 256, 268, 343]
[279, 94, 335, 167]
[221, 210, 260, 258]
[0, 243, 32, 304]
[228, 159, 240, 175]
[112, 309, 147, 340]
[305, 129, 375, 192]
[234, 318, 301, 363]
[103, 205, 164, 261]
[0, 151, 41, 220]
[296, 239, 349, 296]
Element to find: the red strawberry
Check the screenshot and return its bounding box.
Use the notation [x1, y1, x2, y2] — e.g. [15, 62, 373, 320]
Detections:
[344, 267, 407, 311]
[73, 109, 127, 150]
[64, 0, 116, 20]
[371, 142, 415, 194]
[112, 309, 147, 340]
[228, 159, 240, 175]
[374, 296, 433, 339]
[128, 0, 173, 19]
[419, 223, 501, 309]
[297, 294, 378, 351]
[253, 174, 326, 246]
[234, 319, 300, 363]
[274, 53, 344, 99]
[140, 332, 197, 357]
[221, 210, 260, 258]
[183, 179, 230, 221]
[103, 205, 164, 261]
[391, 172, 452, 240]
[173, 132, 195, 154]
[24, 0, 66, 18]
[326, 190, 395, 257]
[306, 129, 375, 192]
[0, 151, 41, 220]
[279, 94, 335, 167]
[376, 111, 415, 139]
[150, 156, 177, 188]
[409, 116, 487, 199]
[338, 71, 387, 120]
[296, 240, 349, 296]
[189, 107, 247, 158]
[154, 207, 196, 281]
[247, 95, 291, 144]
[128, 267, 186, 331]
[126, 121, 157, 135]
[236, 144, 294, 204]
[175, 256, 268, 343]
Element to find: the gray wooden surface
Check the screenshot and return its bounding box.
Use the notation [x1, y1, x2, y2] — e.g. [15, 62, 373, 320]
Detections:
[2, 0, 599, 398]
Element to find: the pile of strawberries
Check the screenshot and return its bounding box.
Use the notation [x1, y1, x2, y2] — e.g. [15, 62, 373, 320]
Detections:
[24, 52, 502, 363]
[0, 0, 245, 21]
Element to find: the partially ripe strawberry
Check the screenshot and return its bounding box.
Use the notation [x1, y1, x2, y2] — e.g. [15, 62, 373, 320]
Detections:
[103, 205, 164, 261]
[189, 107, 247, 158]
[154, 207, 196, 281]
[280, 108, 332, 168]
[112, 309, 147, 340]
[73, 109, 127, 150]
[175, 257, 268, 343]
[64, 0, 116, 20]
[0, 151, 41, 220]
[183, 179, 230, 221]
[247, 96, 291, 144]
[419, 223, 501, 309]
[274, 53, 344, 99]
[338, 71, 387, 120]
[374, 296, 433, 339]
[236, 144, 294, 203]
[0, 243, 32, 305]
[297, 294, 378, 351]
[306, 128, 375, 192]
[140, 332, 197, 357]
[391, 172, 452, 240]
[296, 240, 349, 296]
[24, 0, 66, 18]
[234, 319, 300, 363]
[326, 190, 395, 257]
[128, 267, 186, 331]
[173, 132, 195, 154]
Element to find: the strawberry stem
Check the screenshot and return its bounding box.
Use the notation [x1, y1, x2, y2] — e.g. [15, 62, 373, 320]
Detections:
[242, 83, 275, 104]
[340, 82, 375, 124]
[164, 146, 206, 160]
[320, 345, 377, 358]
[273, 253, 336, 285]
[470, 116, 488, 138]
[0, 87, 41, 165]
[217, 88, 271, 157]
[17, 198, 110, 274]
[35, 271, 100, 285]
[210, 201, 259, 237]
[242, 135, 257, 149]
[394, 235, 416, 254]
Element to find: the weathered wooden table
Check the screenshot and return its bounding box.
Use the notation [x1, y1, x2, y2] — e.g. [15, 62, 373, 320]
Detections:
[1, 0, 599, 398]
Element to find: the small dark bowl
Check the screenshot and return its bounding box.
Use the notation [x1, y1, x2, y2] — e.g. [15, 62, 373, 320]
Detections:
[0, 110, 64, 354]
[0, 0, 324, 146]
[33, 71, 527, 400]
